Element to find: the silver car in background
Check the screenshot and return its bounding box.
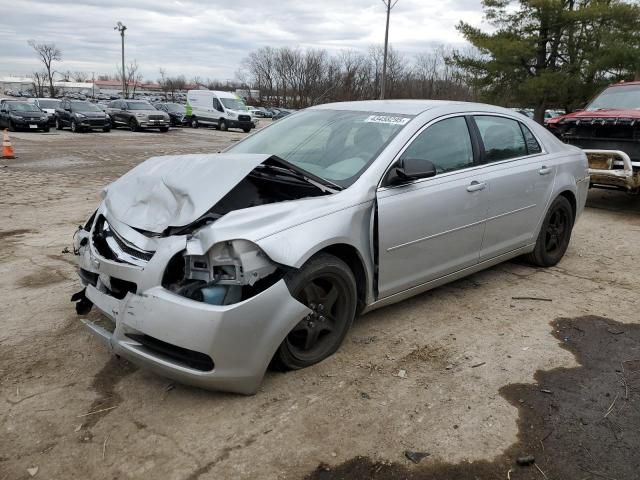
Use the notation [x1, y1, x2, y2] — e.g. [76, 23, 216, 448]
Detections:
[72, 100, 589, 394]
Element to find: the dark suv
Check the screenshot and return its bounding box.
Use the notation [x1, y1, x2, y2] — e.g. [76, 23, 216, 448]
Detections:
[55, 100, 111, 133]
[106, 100, 170, 132]
[0, 101, 49, 131]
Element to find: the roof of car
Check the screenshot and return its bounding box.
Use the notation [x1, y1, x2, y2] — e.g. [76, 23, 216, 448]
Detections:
[311, 99, 468, 115]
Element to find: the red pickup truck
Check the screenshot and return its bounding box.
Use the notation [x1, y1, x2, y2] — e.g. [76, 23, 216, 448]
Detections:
[547, 81, 640, 194]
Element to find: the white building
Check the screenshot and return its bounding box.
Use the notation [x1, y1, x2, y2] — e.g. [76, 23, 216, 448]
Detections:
[0, 76, 33, 93]
[54, 81, 96, 95]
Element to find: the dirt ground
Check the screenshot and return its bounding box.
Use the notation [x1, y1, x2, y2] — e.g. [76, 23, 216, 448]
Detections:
[1, 124, 639, 480]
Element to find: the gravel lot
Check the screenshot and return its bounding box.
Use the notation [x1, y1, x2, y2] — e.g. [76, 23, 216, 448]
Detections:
[1, 125, 639, 480]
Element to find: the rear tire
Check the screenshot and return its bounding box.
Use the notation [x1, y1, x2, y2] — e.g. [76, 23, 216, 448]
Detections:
[55, 118, 63, 130]
[272, 253, 357, 370]
[191, 117, 199, 128]
[524, 195, 574, 267]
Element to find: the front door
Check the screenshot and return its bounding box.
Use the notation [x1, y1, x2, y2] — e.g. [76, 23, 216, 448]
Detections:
[377, 116, 489, 298]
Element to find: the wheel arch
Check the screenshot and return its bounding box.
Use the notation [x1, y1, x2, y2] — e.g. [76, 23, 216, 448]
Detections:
[316, 243, 368, 314]
[557, 189, 577, 219]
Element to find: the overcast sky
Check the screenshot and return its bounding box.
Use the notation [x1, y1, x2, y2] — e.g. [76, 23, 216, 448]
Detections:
[0, 0, 485, 82]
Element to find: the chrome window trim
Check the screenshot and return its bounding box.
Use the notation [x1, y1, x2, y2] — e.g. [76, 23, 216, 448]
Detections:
[377, 111, 548, 192]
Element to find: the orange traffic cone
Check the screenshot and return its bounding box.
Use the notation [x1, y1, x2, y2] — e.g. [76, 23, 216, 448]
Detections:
[2, 129, 15, 159]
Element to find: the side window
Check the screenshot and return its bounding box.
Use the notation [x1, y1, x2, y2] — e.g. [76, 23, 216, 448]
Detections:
[520, 124, 542, 154]
[475, 116, 527, 162]
[212, 98, 222, 111]
[400, 116, 474, 174]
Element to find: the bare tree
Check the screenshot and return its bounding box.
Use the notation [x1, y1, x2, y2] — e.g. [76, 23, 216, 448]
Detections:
[116, 60, 141, 98]
[30, 71, 48, 97]
[73, 71, 89, 82]
[28, 40, 61, 98]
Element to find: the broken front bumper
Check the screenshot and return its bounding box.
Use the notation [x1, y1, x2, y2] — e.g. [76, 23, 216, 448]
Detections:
[585, 149, 640, 192]
[73, 220, 310, 395]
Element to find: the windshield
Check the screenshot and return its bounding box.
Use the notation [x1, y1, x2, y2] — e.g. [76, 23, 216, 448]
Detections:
[38, 99, 60, 109]
[586, 84, 640, 111]
[9, 103, 41, 112]
[227, 109, 412, 187]
[126, 101, 154, 110]
[71, 101, 102, 112]
[165, 103, 185, 113]
[220, 98, 246, 111]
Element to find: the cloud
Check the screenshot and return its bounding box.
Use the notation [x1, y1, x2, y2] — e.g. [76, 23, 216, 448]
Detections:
[0, 0, 485, 81]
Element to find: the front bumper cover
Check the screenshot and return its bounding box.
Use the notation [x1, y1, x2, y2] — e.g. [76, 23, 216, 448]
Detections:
[73, 217, 310, 394]
[585, 149, 640, 192]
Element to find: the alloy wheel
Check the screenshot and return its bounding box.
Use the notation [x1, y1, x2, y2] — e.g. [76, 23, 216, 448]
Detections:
[286, 273, 349, 361]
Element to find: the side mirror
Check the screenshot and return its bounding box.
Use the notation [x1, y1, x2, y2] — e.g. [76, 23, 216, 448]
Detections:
[394, 157, 437, 182]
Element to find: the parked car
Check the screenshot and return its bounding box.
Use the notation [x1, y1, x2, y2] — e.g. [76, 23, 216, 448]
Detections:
[72, 100, 589, 394]
[0, 101, 49, 131]
[247, 106, 266, 118]
[547, 80, 640, 193]
[28, 98, 61, 125]
[55, 99, 112, 132]
[106, 100, 170, 132]
[186, 90, 255, 132]
[272, 108, 293, 120]
[154, 102, 189, 126]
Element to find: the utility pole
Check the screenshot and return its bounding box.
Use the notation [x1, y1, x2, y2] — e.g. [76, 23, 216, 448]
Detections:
[92, 72, 95, 99]
[380, 0, 398, 100]
[114, 22, 127, 98]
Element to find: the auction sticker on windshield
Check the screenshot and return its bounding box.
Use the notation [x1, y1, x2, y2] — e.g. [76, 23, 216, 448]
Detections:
[365, 115, 411, 125]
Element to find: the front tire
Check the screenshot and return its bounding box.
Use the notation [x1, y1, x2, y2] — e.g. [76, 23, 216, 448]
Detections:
[8, 121, 16, 132]
[129, 119, 139, 132]
[524, 195, 574, 267]
[42, 126, 50, 132]
[219, 119, 228, 131]
[103, 127, 111, 133]
[71, 120, 79, 133]
[273, 253, 357, 370]
[159, 126, 169, 133]
[243, 127, 251, 133]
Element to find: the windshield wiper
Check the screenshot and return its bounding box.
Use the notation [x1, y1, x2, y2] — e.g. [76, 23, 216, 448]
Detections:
[261, 155, 343, 192]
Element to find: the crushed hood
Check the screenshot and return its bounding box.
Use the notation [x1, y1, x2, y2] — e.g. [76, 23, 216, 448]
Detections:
[102, 153, 272, 233]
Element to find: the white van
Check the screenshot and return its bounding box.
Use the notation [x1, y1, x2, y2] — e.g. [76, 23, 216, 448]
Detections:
[186, 90, 256, 132]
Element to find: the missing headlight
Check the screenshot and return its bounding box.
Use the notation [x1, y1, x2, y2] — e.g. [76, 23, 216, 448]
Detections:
[162, 240, 285, 306]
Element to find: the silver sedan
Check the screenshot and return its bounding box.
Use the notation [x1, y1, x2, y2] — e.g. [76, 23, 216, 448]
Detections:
[72, 100, 590, 394]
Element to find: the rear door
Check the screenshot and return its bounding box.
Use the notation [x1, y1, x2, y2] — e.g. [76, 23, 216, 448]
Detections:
[471, 115, 556, 260]
[376, 115, 489, 298]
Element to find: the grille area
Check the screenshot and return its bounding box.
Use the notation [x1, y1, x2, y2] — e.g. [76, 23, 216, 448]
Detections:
[92, 215, 154, 265]
[148, 115, 165, 121]
[238, 114, 251, 122]
[126, 333, 214, 371]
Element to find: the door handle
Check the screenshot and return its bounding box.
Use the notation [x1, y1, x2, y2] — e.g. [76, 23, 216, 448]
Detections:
[539, 166, 552, 175]
[466, 181, 486, 192]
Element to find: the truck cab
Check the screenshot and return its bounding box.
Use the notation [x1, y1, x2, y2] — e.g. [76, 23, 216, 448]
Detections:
[186, 90, 256, 132]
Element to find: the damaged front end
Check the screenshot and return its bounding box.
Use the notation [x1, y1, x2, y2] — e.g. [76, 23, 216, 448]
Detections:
[550, 117, 640, 193]
[69, 152, 330, 393]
